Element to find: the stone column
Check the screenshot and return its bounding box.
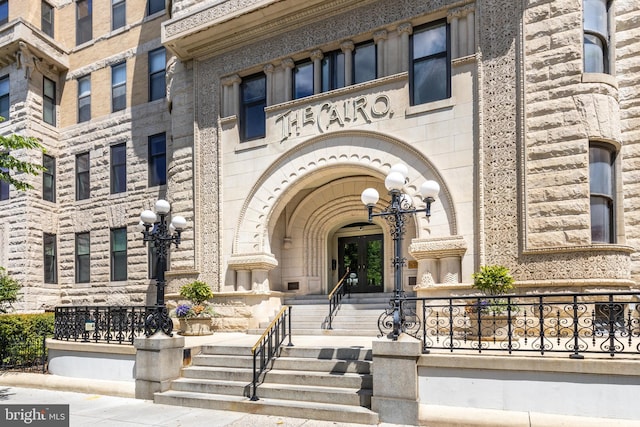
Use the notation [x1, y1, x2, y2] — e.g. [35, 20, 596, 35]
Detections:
[134, 334, 185, 399]
[236, 269, 251, 292]
[374, 30, 387, 77]
[263, 63, 274, 106]
[372, 334, 422, 425]
[228, 253, 279, 292]
[221, 74, 241, 117]
[311, 49, 323, 95]
[340, 41, 354, 86]
[397, 23, 412, 73]
[467, 10, 475, 56]
[282, 58, 294, 101]
[450, 16, 459, 60]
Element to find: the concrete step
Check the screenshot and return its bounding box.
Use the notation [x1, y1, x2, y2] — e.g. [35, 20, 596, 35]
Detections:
[271, 357, 371, 374]
[155, 390, 379, 425]
[279, 346, 372, 361]
[192, 354, 254, 369]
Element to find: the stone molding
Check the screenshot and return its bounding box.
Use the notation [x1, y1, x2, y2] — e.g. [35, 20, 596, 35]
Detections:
[409, 235, 467, 259]
[228, 253, 279, 271]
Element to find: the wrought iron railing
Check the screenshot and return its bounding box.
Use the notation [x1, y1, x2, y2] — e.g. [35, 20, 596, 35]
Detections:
[53, 306, 151, 344]
[0, 334, 48, 373]
[325, 271, 350, 329]
[250, 306, 293, 401]
[388, 292, 640, 357]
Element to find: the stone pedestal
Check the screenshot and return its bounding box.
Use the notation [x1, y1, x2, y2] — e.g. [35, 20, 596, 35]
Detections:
[134, 333, 185, 400]
[372, 333, 422, 425]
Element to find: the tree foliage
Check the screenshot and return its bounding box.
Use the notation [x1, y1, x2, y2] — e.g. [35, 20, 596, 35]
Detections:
[0, 267, 21, 313]
[0, 132, 46, 191]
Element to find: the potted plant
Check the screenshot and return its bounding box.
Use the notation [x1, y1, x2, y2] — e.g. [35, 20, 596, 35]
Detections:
[173, 280, 215, 336]
[467, 265, 517, 339]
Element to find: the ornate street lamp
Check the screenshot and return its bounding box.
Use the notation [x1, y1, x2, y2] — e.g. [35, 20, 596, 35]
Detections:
[138, 199, 187, 336]
[361, 163, 440, 340]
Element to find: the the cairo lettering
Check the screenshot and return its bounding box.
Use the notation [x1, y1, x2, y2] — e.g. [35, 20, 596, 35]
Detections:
[275, 94, 392, 141]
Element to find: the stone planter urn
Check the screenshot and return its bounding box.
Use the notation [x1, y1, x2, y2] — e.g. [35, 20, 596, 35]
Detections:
[178, 317, 213, 336]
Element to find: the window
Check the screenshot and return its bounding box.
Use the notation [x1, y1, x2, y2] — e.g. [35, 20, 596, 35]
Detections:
[240, 73, 266, 141]
[111, 62, 126, 112]
[353, 42, 376, 85]
[43, 233, 57, 284]
[110, 143, 126, 193]
[76, 152, 90, 200]
[0, 0, 7, 26]
[0, 74, 9, 120]
[42, 2, 54, 37]
[148, 133, 166, 186]
[76, 0, 92, 45]
[0, 166, 8, 200]
[43, 154, 55, 202]
[584, 0, 611, 73]
[147, 0, 164, 16]
[321, 50, 345, 92]
[78, 75, 91, 122]
[75, 232, 90, 283]
[112, 0, 125, 31]
[590, 143, 616, 243]
[293, 60, 313, 100]
[411, 21, 450, 105]
[110, 228, 127, 281]
[148, 47, 166, 101]
[43, 77, 56, 125]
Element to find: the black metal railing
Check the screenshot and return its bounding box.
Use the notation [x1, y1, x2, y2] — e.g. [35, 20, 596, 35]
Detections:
[0, 334, 48, 373]
[53, 306, 151, 344]
[250, 306, 293, 401]
[325, 271, 350, 329]
[399, 292, 640, 357]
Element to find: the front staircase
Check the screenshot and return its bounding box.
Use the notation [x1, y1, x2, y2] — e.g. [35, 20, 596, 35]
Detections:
[155, 342, 378, 424]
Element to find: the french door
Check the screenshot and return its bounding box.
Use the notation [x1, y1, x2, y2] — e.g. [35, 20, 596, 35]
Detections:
[338, 234, 384, 293]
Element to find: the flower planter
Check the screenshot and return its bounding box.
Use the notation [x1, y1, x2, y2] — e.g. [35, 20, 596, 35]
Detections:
[467, 312, 519, 341]
[178, 317, 213, 336]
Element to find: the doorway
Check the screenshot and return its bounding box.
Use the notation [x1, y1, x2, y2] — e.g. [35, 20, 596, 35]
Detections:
[338, 234, 384, 293]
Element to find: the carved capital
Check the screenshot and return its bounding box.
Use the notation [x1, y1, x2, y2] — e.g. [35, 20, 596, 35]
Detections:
[396, 22, 413, 36]
[221, 74, 241, 86]
[409, 236, 468, 259]
[281, 58, 295, 69]
[373, 30, 388, 43]
[263, 63, 275, 74]
[228, 253, 278, 271]
[310, 49, 324, 61]
[340, 40, 355, 52]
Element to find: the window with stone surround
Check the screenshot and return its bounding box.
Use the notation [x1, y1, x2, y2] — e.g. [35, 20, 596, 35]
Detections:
[111, 62, 126, 112]
[148, 132, 166, 186]
[321, 50, 345, 92]
[0, 166, 8, 200]
[583, 0, 611, 74]
[43, 233, 57, 284]
[110, 228, 127, 281]
[112, 0, 125, 31]
[410, 20, 450, 106]
[75, 232, 90, 283]
[78, 74, 90, 123]
[240, 73, 266, 141]
[147, 0, 164, 16]
[293, 60, 314, 100]
[42, 154, 55, 202]
[589, 143, 616, 243]
[110, 143, 126, 193]
[0, 0, 7, 26]
[43, 77, 56, 126]
[76, 0, 92, 46]
[353, 41, 376, 85]
[148, 47, 166, 101]
[41, 1, 54, 37]
[0, 74, 9, 120]
[76, 152, 90, 200]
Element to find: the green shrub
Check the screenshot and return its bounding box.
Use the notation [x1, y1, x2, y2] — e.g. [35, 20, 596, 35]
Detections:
[0, 312, 55, 341]
[179, 281, 213, 305]
[0, 267, 21, 313]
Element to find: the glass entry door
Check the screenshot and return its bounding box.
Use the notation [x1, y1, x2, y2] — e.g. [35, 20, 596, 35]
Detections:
[338, 234, 384, 293]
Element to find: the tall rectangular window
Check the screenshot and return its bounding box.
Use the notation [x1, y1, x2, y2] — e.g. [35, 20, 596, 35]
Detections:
[76, 0, 92, 45]
[43, 77, 56, 125]
[0, 74, 9, 120]
[584, 0, 611, 73]
[148, 133, 166, 186]
[0, 166, 8, 200]
[293, 60, 313, 100]
[76, 152, 90, 200]
[411, 21, 450, 105]
[111, 62, 126, 112]
[43, 154, 55, 202]
[41, 2, 54, 37]
[78, 75, 91, 122]
[148, 47, 166, 101]
[112, 0, 125, 31]
[240, 73, 266, 141]
[147, 0, 164, 16]
[43, 233, 57, 284]
[321, 50, 345, 92]
[110, 143, 126, 193]
[590, 143, 616, 243]
[110, 228, 127, 281]
[75, 232, 90, 283]
[353, 42, 376, 85]
[0, 0, 7, 26]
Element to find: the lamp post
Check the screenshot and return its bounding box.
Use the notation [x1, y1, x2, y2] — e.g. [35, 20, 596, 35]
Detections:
[361, 163, 440, 340]
[138, 199, 187, 336]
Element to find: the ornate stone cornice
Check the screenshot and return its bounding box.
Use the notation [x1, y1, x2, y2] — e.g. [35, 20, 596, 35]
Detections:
[228, 253, 279, 271]
[409, 235, 468, 259]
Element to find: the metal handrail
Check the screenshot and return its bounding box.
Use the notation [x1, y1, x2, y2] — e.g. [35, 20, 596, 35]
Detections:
[250, 305, 293, 401]
[326, 271, 350, 330]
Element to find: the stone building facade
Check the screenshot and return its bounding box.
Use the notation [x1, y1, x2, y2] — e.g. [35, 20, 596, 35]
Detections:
[1, 0, 638, 313]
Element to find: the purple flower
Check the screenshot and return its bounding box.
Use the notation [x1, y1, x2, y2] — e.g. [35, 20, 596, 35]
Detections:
[175, 304, 191, 317]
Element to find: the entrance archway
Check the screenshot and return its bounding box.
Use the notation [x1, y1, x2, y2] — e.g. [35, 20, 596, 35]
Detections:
[336, 223, 384, 293]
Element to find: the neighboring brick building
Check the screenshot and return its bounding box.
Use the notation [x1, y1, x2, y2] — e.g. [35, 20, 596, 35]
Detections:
[1, 0, 639, 313]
